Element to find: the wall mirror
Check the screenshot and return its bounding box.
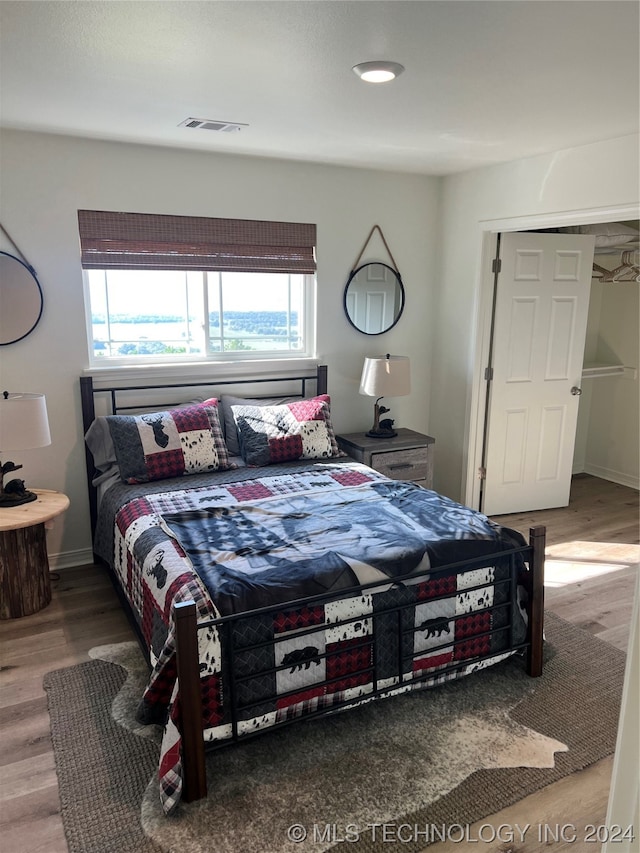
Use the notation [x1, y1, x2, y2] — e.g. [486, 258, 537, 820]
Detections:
[0, 251, 44, 345]
[343, 261, 405, 335]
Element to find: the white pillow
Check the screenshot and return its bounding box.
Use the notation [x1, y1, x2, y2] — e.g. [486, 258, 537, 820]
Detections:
[566, 222, 639, 248]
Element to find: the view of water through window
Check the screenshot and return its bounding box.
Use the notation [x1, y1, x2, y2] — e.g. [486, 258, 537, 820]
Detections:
[86, 269, 308, 360]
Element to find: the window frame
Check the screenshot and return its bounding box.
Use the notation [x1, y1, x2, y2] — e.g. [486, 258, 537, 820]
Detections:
[83, 268, 316, 369]
[78, 209, 317, 371]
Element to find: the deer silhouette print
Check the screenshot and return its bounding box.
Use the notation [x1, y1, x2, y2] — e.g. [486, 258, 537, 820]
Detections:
[142, 414, 170, 448]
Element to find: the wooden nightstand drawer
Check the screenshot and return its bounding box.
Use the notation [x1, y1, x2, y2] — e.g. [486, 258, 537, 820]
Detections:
[370, 447, 429, 482]
[336, 429, 435, 489]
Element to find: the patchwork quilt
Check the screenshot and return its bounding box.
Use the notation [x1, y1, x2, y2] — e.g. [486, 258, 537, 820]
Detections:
[99, 461, 529, 813]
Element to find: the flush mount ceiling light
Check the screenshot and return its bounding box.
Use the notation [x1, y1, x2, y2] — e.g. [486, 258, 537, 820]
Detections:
[352, 61, 405, 83]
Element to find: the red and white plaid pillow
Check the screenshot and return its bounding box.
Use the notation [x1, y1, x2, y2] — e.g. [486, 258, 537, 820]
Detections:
[107, 399, 234, 484]
[231, 395, 344, 466]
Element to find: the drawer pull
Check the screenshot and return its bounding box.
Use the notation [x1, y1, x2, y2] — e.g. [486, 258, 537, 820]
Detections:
[388, 462, 413, 471]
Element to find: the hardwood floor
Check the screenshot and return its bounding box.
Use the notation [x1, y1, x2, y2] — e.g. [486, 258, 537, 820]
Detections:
[492, 474, 639, 653]
[0, 564, 133, 852]
[0, 475, 637, 853]
[428, 475, 639, 853]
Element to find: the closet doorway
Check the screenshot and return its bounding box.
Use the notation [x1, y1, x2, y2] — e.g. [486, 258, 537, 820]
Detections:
[465, 205, 640, 515]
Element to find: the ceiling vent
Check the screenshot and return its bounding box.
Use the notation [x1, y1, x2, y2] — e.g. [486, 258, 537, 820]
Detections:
[179, 117, 248, 132]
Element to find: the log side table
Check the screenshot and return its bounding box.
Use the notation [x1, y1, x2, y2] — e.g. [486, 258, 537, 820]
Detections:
[0, 489, 70, 619]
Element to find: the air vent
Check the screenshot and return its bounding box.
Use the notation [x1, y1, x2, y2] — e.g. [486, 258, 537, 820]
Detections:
[179, 117, 248, 132]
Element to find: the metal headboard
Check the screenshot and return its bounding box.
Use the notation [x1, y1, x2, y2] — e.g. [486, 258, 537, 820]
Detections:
[80, 364, 328, 546]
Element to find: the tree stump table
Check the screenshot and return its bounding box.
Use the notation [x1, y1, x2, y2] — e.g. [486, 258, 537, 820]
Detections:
[0, 490, 70, 619]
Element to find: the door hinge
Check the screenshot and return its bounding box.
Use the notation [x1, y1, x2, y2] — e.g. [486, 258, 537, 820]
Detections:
[492, 257, 502, 274]
[478, 467, 487, 480]
[484, 366, 493, 381]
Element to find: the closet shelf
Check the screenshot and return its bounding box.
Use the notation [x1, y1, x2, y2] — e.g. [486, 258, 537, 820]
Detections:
[582, 363, 628, 379]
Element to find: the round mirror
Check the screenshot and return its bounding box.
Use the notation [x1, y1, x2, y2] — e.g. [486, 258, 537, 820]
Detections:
[0, 251, 44, 345]
[343, 262, 405, 335]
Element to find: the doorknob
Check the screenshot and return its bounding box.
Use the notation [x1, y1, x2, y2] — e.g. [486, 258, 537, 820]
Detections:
[570, 386, 583, 396]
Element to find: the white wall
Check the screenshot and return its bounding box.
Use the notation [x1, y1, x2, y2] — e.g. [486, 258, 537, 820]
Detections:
[0, 129, 439, 566]
[435, 134, 640, 502]
[587, 282, 639, 488]
[603, 573, 639, 853]
[575, 264, 639, 489]
[573, 278, 602, 473]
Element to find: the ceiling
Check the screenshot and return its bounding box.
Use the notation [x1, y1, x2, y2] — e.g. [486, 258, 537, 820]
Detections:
[1, 1, 638, 176]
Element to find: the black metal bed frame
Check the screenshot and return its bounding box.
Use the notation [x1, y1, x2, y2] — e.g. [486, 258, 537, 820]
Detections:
[79, 363, 545, 808]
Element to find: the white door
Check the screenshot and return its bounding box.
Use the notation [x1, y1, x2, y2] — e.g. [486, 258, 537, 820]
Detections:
[482, 231, 595, 516]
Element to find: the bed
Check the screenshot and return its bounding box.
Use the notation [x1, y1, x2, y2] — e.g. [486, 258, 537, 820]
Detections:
[80, 365, 545, 815]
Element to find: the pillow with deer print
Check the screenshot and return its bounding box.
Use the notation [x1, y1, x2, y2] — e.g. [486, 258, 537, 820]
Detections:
[106, 399, 234, 484]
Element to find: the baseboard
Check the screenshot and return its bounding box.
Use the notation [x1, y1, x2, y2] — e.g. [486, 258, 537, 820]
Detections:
[48, 547, 96, 570]
[583, 463, 640, 491]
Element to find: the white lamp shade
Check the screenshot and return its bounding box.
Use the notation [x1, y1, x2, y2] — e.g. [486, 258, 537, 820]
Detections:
[359, 355, 411, 398]
[0, 393, 51, 451]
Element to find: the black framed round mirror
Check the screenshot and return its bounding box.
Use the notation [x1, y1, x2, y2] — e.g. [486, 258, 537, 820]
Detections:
[0, 251, 44, 345]
[343, 262, 405, 335]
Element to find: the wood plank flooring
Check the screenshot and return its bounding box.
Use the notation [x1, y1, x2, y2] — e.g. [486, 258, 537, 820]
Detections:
[427, 475, 639, 853]
[0, 474, 637, 853]
[492, 474, 639, 653]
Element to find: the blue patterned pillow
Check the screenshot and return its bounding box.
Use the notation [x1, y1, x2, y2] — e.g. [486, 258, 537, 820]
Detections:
[106, 399, 233, 484]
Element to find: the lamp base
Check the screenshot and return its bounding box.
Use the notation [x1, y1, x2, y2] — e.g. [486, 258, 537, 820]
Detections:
[0, 489, 38, 507]
[366, 428, 398, 439]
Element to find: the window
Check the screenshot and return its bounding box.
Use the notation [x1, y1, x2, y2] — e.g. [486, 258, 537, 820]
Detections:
[78, 211, 316, 366]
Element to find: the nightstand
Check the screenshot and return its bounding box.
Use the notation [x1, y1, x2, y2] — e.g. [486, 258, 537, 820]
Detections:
[337, 428, 435, 489]
[0, 489, 70, 619]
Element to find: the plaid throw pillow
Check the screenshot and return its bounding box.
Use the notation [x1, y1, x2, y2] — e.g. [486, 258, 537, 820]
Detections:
[107, 399, 234, 484]
[231, 396, 343, 466]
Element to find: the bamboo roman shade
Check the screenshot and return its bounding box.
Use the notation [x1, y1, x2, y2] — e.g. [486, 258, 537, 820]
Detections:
[77, 210, 316, 274]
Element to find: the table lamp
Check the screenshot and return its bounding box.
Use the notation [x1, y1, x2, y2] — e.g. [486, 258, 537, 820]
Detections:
[359, 354, 411, 438]
[0, 391, 51, 506]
